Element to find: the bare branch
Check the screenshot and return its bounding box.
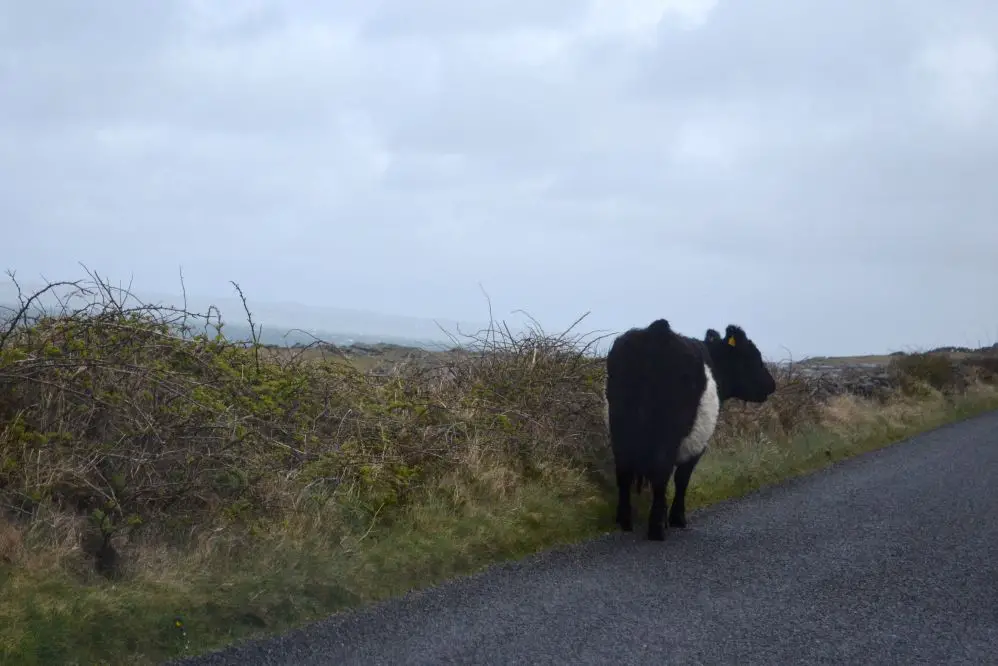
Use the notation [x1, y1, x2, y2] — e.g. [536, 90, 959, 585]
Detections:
[230, 280, 261, 374]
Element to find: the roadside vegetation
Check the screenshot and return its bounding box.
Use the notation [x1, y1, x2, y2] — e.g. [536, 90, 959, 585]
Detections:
[2, 271, 997, 665]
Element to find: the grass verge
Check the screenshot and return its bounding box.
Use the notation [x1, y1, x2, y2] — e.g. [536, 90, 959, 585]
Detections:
[2, 273, 997, 665]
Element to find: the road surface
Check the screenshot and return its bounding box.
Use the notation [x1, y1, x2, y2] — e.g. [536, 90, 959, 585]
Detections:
[175, 410, 998, 665]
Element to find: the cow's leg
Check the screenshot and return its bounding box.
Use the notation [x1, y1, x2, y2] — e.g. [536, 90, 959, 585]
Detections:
[647, 442, 679, 541]
[647, 472, 669, 541]
[669, 453, 703, 528]
[615, 466, 634, 532]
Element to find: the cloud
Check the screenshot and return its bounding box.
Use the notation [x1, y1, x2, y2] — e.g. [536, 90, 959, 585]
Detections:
[3, 0, 998, 358]
[916, 35, 998, 128]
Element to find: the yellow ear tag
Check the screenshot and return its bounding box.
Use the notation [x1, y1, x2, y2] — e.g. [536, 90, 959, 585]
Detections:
[727, 336, 736, 347]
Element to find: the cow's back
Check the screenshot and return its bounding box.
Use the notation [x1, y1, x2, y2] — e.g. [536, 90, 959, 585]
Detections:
[605, 321, 708, 469]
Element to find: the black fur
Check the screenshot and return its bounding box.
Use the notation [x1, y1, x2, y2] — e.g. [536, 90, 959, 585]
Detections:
[605, 318, 776, 541]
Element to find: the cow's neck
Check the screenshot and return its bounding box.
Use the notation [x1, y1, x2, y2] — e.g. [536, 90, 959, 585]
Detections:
[702, 346, 731, 403]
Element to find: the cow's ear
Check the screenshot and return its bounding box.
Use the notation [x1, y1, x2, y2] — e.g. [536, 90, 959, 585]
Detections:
[705, 328, 721, 344]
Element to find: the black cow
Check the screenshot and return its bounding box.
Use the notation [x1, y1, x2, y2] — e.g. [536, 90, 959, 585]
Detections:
[604, 319, 776, 541]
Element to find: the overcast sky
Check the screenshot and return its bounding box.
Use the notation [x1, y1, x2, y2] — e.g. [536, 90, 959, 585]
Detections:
[3, 0, 998, 358]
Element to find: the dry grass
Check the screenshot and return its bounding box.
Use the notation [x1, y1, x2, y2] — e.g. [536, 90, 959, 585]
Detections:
[2, 271, 997, 665]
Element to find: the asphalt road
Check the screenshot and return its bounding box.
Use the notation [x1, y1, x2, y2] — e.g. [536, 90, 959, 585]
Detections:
[175, 410, 998, 665]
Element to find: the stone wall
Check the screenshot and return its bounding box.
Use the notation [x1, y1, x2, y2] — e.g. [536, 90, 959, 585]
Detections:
[795, 362, 896, 401]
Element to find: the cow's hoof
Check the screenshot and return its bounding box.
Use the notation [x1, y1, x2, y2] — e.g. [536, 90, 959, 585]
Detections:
[647, 523, 666, 541]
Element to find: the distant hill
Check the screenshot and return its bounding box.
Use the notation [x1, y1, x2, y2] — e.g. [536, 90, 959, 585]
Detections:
[218, 321, 459, 351]
[1, 299, 469, 349]
[0, 278, 486, 352]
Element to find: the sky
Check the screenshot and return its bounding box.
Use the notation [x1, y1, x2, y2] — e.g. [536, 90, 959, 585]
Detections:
[3, 0, 998, 359]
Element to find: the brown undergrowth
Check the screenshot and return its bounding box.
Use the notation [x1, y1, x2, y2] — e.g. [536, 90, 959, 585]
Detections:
[1, 272, 996, 665]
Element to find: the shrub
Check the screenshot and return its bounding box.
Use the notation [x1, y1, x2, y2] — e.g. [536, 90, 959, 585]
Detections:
[0, 275, 622, 576]
[887, 351, 961, 395]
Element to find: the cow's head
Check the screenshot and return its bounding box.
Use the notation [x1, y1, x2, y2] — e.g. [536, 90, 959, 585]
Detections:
[705, 324, 776, 403]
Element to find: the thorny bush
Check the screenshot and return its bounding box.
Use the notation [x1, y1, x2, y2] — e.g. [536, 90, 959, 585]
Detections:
[0, 278, 618, 571]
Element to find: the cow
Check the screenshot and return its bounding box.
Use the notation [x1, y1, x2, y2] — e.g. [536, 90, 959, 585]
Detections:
[604, 319, 776, 541]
